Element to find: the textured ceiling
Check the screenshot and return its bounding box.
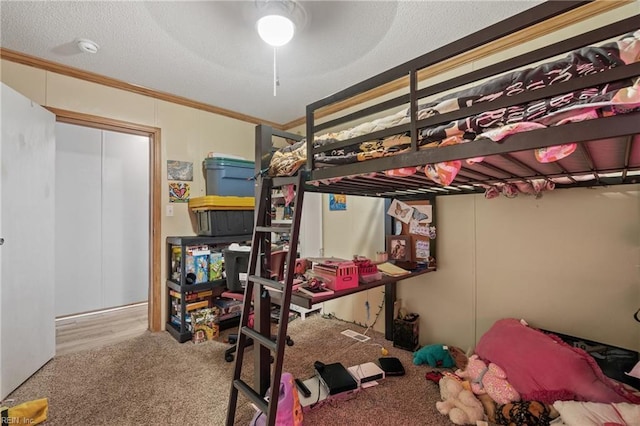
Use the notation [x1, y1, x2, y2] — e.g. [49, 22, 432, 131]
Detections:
[0, 1, 542, 125]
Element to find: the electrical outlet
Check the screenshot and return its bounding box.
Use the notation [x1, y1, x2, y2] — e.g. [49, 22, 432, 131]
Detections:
[166, 204, 174, 217]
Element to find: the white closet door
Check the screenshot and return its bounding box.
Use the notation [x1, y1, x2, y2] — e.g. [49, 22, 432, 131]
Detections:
[101, 130, 149, 308]
[1, 83, 56, 399]
[55, 123, 103, 317]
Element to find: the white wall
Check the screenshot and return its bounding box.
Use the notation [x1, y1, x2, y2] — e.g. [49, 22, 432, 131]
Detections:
[320, 186, 640, 353]
[401, 187, 640, 352]
[321, 195, 387, 332]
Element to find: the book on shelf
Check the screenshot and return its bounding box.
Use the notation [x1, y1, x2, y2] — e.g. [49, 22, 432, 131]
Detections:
[186, 300, 210, 312]
[169, 289, 213, 300]
[376, 262, 411, 277]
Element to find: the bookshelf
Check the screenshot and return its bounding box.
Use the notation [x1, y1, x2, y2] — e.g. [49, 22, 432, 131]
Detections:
[166, 235, 251, 343]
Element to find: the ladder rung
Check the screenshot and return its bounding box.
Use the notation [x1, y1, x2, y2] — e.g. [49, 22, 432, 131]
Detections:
[248, 275, 285, 291]
[233, 379, 268, 414]
[255, 225, 292, 234]
[272, 176, 300, 187]
[241, 326, 277, 352]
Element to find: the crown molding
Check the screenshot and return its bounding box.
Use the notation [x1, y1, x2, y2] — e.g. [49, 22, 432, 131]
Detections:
[0, 47, 285, 130]
[1, 0, 630, 132]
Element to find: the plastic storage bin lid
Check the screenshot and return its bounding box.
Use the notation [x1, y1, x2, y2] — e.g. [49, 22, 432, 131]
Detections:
[203, 157, 255, 168]
[188, 195, 255, 211]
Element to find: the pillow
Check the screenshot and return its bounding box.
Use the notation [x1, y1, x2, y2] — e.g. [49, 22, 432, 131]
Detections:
[475, 318, 640, 404]
[553, 401, 640, 426]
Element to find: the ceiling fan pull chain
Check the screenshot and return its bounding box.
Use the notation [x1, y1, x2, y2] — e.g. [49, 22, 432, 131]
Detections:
[273, 47, 277, 97]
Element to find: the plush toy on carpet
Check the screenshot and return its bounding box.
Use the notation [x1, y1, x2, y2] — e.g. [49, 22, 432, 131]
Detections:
[495, 400, 558, 426]
[436, 375, 486, 425]
[456, 355, 520, 405]
[413, 344, 455, 368]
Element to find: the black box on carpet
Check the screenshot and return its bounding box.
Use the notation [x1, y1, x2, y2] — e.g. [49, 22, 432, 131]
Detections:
[316, 362, 358, 395]
[393, 314, 419, 351]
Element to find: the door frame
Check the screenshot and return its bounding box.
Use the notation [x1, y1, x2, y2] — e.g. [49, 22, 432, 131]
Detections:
[48, 107, 162, 332]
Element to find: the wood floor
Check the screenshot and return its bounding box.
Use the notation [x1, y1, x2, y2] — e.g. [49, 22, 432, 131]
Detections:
[55, 303, 149, 356]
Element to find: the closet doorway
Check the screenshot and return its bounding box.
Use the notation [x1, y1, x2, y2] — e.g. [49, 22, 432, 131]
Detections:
[50, 109, 162, 334]
[55, 122, 149, 316]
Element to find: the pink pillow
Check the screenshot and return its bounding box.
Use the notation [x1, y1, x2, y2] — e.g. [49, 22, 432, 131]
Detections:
[475, 319, 640, 404]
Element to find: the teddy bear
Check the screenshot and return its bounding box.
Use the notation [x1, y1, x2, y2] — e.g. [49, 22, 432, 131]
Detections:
[413, 344, 455, 368]
[436, 375, 486, 425]
[455, 354, 520, 405]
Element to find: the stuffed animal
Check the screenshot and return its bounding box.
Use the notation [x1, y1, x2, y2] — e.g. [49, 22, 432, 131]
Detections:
[447, 346, 469, 371]
[456, 355, 520, 405]
[495, 400, 558, 426]
[413, 344, 455, 368]
[436, 375, 485, 425]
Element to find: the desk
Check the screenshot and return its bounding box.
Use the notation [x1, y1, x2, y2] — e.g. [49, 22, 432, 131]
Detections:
[293, 267, 434, 339]
[254, 266, 436, 394]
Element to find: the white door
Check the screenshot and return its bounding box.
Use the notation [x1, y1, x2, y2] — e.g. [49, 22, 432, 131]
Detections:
[55, 123, 149, 317]
[0, 83, 56, 399]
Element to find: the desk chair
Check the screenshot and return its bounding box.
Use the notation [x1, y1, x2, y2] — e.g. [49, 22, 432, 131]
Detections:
[223, 249, 293, 362]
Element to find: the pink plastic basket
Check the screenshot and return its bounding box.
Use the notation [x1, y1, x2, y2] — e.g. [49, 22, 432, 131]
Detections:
[312, 260, 358, 291]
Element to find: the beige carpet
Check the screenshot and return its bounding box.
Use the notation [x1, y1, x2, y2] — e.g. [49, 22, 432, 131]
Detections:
[8, 315, 454, 425]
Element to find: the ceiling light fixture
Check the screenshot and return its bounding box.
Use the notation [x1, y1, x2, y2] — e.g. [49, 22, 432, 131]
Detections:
[254, 1, 306, 96]
[257, 14, 295, 47]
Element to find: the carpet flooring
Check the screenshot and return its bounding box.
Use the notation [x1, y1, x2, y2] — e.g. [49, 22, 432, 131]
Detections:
[8, 315, 454, 425]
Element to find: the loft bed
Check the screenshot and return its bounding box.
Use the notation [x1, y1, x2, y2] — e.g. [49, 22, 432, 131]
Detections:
[254, 0, 640, 341]
[263, 2, 640, 202]
[247, 1, 640, 407]
[254, 0, 640, 354]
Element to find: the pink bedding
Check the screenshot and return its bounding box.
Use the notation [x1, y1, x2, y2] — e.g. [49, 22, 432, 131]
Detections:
[474, 318, 640, 405]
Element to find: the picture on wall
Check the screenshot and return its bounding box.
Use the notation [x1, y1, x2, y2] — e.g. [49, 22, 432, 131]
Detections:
[387, 235, 411, 262]
[167, 160, 194, 181]
[413, 237, 430, 261]
[387, 199, 413, 224]
[169, 182, 190, 203]
[329, 194, 347, 211]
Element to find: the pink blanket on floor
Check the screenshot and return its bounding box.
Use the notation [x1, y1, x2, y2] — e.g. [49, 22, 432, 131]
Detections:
[475, 318, 640, 404]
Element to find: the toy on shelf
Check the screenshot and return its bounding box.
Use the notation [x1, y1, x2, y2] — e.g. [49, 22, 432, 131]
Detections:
[311, 259, 358, 291]
[353, 256, 382, 283]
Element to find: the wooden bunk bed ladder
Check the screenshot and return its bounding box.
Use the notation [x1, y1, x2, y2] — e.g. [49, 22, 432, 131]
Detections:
[226, 173, 305, 426]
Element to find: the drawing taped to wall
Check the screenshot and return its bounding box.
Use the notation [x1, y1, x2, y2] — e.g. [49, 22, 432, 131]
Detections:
[169, 182, 190, 203]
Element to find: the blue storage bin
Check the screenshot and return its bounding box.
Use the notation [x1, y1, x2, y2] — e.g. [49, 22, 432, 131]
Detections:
[203, 157, 255, 197]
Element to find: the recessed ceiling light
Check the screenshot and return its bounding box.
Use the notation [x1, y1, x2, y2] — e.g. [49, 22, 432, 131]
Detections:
[77, 39, 99, 54]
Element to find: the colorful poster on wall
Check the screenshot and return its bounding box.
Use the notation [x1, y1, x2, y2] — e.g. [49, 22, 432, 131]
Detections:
[329, 194, 346, 211]
[167, 160, 194, 181]
[169, 182, 190, 203]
